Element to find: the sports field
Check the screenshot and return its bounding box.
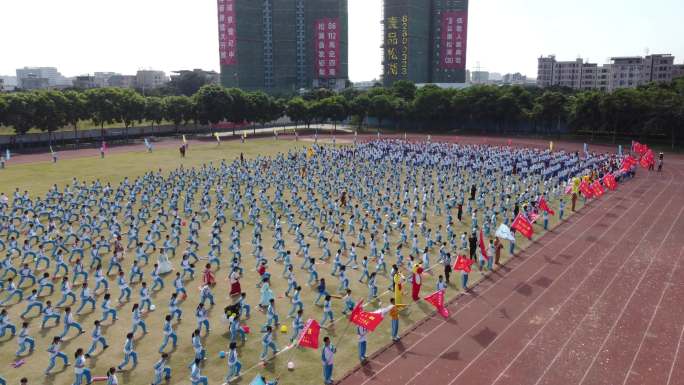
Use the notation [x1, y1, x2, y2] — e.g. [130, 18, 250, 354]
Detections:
[0, 136, 581, 385]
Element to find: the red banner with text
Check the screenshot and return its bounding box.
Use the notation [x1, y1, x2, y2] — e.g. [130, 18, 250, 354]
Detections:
[511, 214, 533, 240]
[440, 11, 468, 69]
[217, 0, 237, 65]
[314, 18, 340, 79]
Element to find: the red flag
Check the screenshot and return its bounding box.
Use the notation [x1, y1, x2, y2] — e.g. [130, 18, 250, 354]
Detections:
[621, 156, 637, 172]
[591, 180, 605, 197]
[298, 319, 321, 349]
[478, 228, 489, 261]
[511, 214, 534, 240]
[350, 308, 384, 331]
[424, 290, 449, 318]
[528, 212, 540, 223]
[603, 174, 617, 191]
[507, 139, 512, 146]
[633, 142, 648, 156]
[453, 254, 474, 273]
[349, 300, 363, 321]
[639, 149, 654, 169]
[579, 180, 594, 199]
[538, 196, 555, 215]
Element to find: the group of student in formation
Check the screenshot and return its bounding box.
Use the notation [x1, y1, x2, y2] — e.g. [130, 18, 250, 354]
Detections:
[0, 138, 631, 385]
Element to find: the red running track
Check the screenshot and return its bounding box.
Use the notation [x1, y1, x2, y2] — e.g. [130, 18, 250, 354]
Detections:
[337, 163, 684, 385]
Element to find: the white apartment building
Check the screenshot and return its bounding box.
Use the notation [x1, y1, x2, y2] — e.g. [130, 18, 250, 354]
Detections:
[15, 66, 71, 89]
[135, 70, 168, 91]
[537, 54, 679, 91]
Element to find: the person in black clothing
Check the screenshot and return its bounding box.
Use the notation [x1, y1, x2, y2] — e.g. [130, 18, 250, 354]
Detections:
[443, 253, 452, 283]
[457, 204, 463, 222]
[470, 184, 476, 200]
[468, 232, 477, 260]
[513, 203, 519, 218]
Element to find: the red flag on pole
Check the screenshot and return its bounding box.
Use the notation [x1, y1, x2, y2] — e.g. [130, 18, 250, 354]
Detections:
[478, 228, 489, 261]
[538, 196, 555, 215]
[591, 180, 605, 197]
[511, 214, 534, 240]
[298, 319, 321, 349]
[453, 254, 474, 273]
[579, 180, 594, 199]
[424, 290, 449, 318]
[350, 308, 384, 331]
[349, 300, 363, 321]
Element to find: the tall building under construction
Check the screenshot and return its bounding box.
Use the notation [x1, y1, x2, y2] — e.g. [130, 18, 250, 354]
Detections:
[216, 0, 348, 93]
[383, 0, 469, 86]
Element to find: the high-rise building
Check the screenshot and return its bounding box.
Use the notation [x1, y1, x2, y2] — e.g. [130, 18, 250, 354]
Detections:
[383, 0, 468, 86]
[217, 0, 348, 93]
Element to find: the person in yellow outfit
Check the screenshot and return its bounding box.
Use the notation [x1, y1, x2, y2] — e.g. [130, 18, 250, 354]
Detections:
[393, 270, 404, 306]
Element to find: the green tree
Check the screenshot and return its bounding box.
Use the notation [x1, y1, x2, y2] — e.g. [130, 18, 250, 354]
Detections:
[642, 87, 683, 150]
[368, 94, 396, 133]
[226, 88, 250, 133]
[34, 90, 70, 145]
[168, 71, 213, 96]
[194, 84, 233, 125]
[531, 91, 568, 136]
[349, 94, 371, 129]
[144, 96, 165, 129]
[86, 88, 124, 138]
[0, 95, 7, 127]
[495, 89, 523, 134]
[62, 90, 88, 148]
[163, 95, 195, 132]
[392, 80, 417, 101]
[319, 96, 348, 132]
[286, 97, 309, 129]
[3, 92, 39, 137]
[411, 85, 450, 130]
[119, 89, 146, 140]
[567, 91, 603, 140]
[600, 88, 647, 143]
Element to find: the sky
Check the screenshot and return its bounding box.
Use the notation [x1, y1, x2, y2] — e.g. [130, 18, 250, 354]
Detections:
[1, 0, 683, 82]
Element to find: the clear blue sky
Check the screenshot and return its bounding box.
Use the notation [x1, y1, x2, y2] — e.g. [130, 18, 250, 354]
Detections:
[1, 0, 682, 81]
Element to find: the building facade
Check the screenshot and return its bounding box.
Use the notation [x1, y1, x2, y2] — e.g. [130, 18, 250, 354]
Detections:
[72, 76, 100, 89]
[383, 0, 468, 86]
[538, 54, 680, 91]
[135, 70, 168, 90]
[217, 0, 348, 93]
[15, 67, 70, 89]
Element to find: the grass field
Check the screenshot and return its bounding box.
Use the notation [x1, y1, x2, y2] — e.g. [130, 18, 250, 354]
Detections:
[0, 138, 582, 385]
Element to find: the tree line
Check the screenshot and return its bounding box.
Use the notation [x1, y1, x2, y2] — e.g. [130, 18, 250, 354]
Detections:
[1, 78, 682, 148]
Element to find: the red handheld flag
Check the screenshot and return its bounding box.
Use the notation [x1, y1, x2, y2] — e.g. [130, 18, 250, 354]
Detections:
[603, 174, 617, 191]
[511, 214, 534, 240]
[298, 319, 321, 349]
[424, 290, 449, 318]
[349, 300, 364, 321]
[579, 180, 594, 199]
[639, 149, 654, 169]
[350, 308, 384, 331]
[453, 254, 474, 273]
[591, 180, 605, 197]
[621, 156, 637, 172]
[478, 228, 489, 261]
[538, 196, 555, 215]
